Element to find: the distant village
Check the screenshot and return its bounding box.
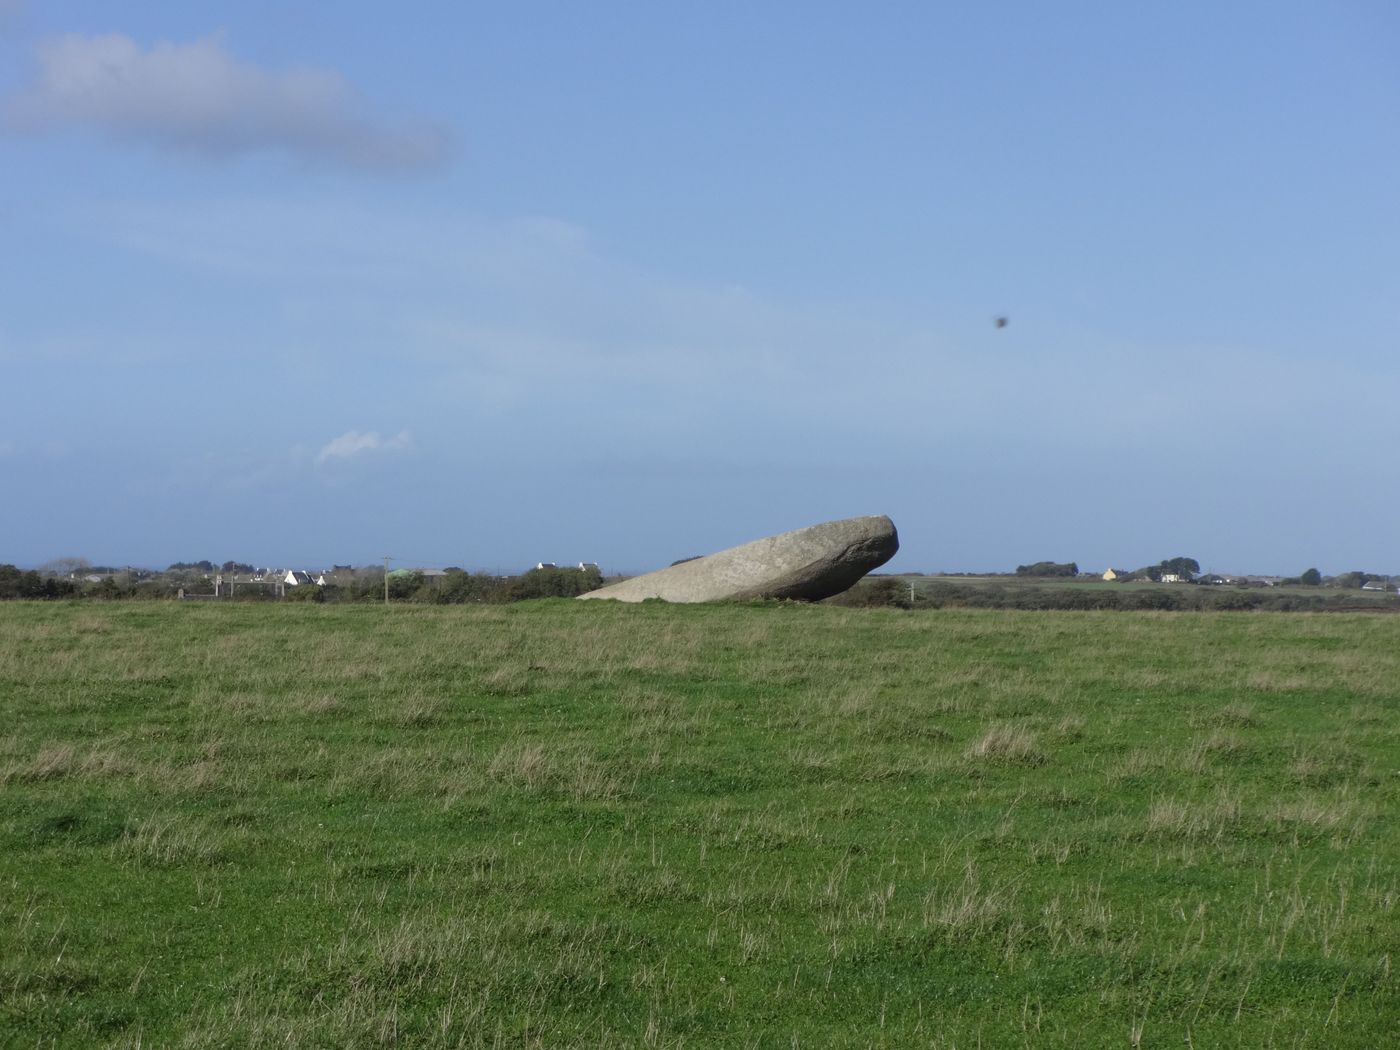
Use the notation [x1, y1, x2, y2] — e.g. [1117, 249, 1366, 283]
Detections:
[0, 558, 609, 602]
[1098, 568, 1397, 590]
[187, 563, 602, 598]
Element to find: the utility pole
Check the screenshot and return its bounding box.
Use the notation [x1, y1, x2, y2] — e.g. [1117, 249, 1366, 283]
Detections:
[383, 555, 391, 606]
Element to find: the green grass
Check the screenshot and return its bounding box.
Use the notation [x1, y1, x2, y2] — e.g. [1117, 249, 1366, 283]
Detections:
[1, 601, 1396, 1047]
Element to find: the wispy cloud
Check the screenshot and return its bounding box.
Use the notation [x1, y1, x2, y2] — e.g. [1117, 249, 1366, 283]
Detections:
[76, 196, 1392, 465]
[315, 429, 413, 467]
[2, 33, 452, 172]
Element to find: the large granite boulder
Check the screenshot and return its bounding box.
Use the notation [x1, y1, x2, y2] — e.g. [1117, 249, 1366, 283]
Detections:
[578, 515, 898, 603]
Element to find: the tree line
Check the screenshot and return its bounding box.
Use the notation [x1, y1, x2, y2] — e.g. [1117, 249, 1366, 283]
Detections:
[0, 564, 605, 603]
[1012, 558, 1379, 587]
[831, 577, 1400, 612]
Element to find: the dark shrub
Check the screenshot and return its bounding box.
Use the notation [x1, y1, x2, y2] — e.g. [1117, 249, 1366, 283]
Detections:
[509, 566, 604, 600]
[826, 577, 911, 608]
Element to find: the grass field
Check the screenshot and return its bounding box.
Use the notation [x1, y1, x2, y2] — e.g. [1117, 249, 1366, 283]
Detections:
[2, 601, 1397, 1047]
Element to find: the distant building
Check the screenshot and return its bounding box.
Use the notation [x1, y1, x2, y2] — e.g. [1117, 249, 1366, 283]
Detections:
[578, 562, 600, 571]
[1160, 574, 1184, 584]
[283, 570, 315, 586]
[535, 562, 557, 570]
[1102, 568, 1126, 581]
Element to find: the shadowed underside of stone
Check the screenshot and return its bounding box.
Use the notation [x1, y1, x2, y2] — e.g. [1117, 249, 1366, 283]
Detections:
[578, 515, 899, 603]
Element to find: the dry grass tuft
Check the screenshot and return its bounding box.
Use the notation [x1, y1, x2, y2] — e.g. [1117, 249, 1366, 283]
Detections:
[1144, 797, 1193, 838]
[113, 815, 224, 868]
[1053, 714, 1087, 741]
[295, 693, 345, 717]
[391, 694, 447, 729]
[486, 743, 631, 801]
[567, 757, 629, 802]
[1192, 730, 1250, 763]
[72, 613, 113, 635]
[922, 865, 1017, 940]
[1348, 703, 1384, 726]
[1212, 700, 1261, 728]
[488, 742, 554, 787]
[481, 666, 531, 697]
[0, 745, 78, 784]
[0, 744, 133, 785]
[1266, 795, 1361, 841]
[1245, 670, 1312, 693]
[1144, 792, 1241, 841]
[1289, 746, 1358, 786]
[965, 724, 1045, 766]
[1108, 748, 1163, 785]
[618, 687, 678, 716]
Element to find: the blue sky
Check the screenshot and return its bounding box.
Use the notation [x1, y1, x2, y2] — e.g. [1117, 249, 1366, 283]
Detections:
[2, 1, 1397, 574]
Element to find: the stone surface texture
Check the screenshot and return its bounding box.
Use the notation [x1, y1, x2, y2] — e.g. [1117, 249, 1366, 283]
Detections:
[578, 515, 898, 603]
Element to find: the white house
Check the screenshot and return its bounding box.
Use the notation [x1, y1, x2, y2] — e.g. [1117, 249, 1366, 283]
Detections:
[284, 570, 316, 586]
[315, 565, 354, 585]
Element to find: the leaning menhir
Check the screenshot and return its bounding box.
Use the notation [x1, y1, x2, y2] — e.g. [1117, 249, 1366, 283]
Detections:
[578, 515, 898, 603]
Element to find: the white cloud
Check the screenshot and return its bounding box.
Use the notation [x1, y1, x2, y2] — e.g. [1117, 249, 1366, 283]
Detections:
[3, 33, 452, 172]
[315, 429, 412, 466]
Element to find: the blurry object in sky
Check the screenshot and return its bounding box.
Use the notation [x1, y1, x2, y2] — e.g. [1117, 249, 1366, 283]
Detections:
[995, 316, 1009, 329]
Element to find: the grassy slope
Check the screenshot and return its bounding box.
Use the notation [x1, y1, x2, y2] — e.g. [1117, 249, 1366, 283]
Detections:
[1, 602, 1396, 1048]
